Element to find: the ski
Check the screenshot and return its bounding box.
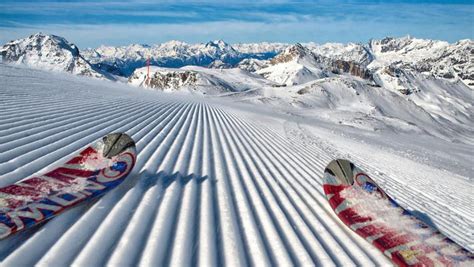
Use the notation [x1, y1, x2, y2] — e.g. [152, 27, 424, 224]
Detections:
[0, 133, 136, 239]
[323, 159, 473, 266]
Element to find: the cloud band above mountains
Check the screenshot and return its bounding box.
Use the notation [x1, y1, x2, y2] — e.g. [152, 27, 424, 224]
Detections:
[0, 0, 473, 47]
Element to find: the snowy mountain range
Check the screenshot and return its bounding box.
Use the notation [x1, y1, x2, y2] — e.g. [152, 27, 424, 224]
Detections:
[1, 33, 472, 142]
[81, 39, 281, 77]
[1, 33, 471, 89]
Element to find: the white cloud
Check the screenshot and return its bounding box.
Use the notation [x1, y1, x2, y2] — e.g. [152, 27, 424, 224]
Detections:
[1, 17, 469, 49]
[0, 1, 472, 46]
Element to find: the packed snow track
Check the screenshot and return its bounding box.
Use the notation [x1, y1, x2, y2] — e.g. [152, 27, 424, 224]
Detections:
[0, 64, 472, 266]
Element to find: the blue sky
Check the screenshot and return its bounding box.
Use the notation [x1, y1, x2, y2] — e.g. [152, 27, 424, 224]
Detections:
[0, 0, 473, 48]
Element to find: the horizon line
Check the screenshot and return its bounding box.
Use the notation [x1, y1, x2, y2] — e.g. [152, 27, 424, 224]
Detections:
[4, 32, 472, 50]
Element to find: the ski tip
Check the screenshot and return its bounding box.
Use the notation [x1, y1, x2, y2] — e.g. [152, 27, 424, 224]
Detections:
[102, 133, 136, 158]
[324, 159, 356, 185]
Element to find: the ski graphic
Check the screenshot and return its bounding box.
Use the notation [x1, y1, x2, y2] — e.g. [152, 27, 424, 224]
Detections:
[323, 159, 473, 266]
[0, 133, 136, 239]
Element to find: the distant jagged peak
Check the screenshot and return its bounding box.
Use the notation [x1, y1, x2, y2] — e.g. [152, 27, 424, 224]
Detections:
[202, 39, 238, 56]
[193, 39, 240, 62]
[232, 42, 288, 54]
[127, 43, 151, 49]
[309, 41, 372, 67]
[117, 43, 151, 50]
[205, 39, 231, 49]
[158, 40, 189, 49]
[376, 35, 416, 47]
[447, 39, 473, 54]
[270, 43, 314, 64]
[285, 43, 310, 56]
[370, 35, 450, 54]
[454, 39, 473, 46]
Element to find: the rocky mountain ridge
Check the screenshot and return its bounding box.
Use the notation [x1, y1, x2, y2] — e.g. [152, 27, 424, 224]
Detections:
[255, 43, 373, 86]
[128, 66, 271, 94]
[0, 33, 110, 79]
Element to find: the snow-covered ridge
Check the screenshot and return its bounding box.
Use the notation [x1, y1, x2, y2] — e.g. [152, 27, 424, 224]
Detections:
[128, 66, 234, 93]
[308, 42, 373, 67]
[128, 66, 272, 94]
[369, 37, 474, 88]
[259, 37, 472, 88]
[256, 43, 372, 86]
[256, 43, 327, 86]
[0, 33, 110, 80]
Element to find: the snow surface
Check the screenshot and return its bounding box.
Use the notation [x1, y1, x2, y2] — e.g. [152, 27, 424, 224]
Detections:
[0, 63, 473, 266]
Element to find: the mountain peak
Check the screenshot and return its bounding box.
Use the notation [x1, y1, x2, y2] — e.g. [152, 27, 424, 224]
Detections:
[286, 43, 309, 57]
[205, 39, 232, 50]
[269, 43, 313, 64]
[201, 39, 240, 64]
[0, 32, 107, 79]
[160, 40, 188, 47]
[22, 32, 80, 56]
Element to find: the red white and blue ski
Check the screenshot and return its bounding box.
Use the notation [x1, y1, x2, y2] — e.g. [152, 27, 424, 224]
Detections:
[0, 133, 136, 239]
[323, 159, 473, 266]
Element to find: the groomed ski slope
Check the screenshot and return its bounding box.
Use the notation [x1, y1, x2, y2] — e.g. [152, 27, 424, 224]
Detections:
[0, 64, 472, 266]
